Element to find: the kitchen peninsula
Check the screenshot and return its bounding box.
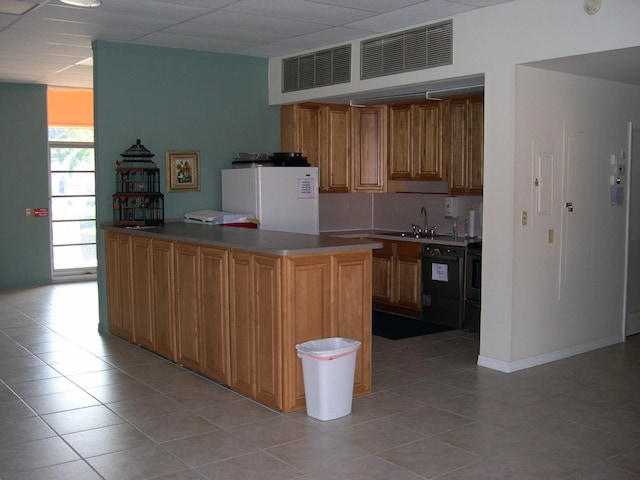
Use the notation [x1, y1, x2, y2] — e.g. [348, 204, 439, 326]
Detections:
[102, 222, 381, 413]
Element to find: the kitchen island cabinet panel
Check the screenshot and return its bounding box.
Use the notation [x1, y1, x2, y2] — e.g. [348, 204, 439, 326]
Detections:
[131, 236, 154, 350]
[229, 251, 254, 398]
[174, 243, 201, 371]
[152, 239, 176, 361]
[282, 255, 332, 411]
[105, 231, 134, 342]
[103, 225, 376, 413]
[200, 246, 229, 383]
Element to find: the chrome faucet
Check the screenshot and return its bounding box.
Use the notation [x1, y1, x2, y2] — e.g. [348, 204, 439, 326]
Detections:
[420, 207, 427, 231]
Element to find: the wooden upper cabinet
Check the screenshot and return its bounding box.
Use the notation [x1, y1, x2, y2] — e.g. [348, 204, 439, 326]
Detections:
[388, 104, 412, 179]
[388, 101, 444, 181]
[281, 103, 349, 192]
[352, 106, 386, 192]
[447, 95, 484, 195]
[322, 104, 350, 193]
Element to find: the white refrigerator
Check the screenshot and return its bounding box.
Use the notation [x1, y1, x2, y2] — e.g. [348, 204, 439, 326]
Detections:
[221, 166, 319, 235]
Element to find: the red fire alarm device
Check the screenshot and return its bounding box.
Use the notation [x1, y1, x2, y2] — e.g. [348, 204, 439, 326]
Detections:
[34, 208, 49, 217]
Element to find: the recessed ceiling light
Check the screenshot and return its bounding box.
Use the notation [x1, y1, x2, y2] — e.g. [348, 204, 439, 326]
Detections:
[60, 0, 102, 7]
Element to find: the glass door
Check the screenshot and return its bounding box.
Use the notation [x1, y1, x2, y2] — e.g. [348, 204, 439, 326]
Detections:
[49, 127, 97, 276]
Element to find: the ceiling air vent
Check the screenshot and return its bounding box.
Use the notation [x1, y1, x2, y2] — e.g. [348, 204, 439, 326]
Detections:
[361, 20, 452, 80]
[282, 45, 351, 93]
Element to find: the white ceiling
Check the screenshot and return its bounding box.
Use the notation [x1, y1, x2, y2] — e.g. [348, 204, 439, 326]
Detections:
[1, 0, 639, 92]
[0, 0, 519, 89]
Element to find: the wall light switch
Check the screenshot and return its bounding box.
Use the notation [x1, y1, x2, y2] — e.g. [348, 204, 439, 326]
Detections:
[521, 211, 528, 226]
[548, 229, 554, 243]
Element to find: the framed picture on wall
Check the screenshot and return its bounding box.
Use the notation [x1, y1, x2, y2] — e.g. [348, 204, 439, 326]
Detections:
[166, 150, 200, 192]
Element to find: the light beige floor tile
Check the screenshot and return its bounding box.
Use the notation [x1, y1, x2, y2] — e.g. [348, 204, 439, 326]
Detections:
[196, 398, 279, 428]
[87, 443, 188, 480]
[63, 422, 153, 458]
[389, 379, 468, 404]
[197, 451, 302, 480]
[2, 364, 62, 385]
[351, 390, 426, 418]
[433, 421, 530, 457]
[605, 444, 640, 474]
[5, 459, 103, 480]
[162, 429, 257, 467]
[9, 375, 78, 398]
[23, 388, 100, 415]
[384, 404, 474, 436]
[307, 455, 425, 480]
[229, 415, 319, 449]
[106, 392, 187, 423]
[0, 397, 37, 424]
[132, 410, 219, 443]
[166, 384, 244, 409]
[328, 417, 424, 453]
[565, 462, 640, 480]
[42, 404, 124, 435]
[266, 433, 368, 474]
[67, 368, 136, 388]
[85, 377, 159, 403]
[0, 416, 56, 447]
[376, 437, 480, 478]
[0, 436, 80, 477]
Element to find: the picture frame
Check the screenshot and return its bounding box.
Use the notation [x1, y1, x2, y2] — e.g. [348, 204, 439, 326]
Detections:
[166, 150, 200, 192]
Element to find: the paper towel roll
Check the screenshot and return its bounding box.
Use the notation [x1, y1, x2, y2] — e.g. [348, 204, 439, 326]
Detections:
[469, 210, 476, 238]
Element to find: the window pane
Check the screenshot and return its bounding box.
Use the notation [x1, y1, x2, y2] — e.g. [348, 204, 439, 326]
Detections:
[53, 244, 97, 270]
[52, 220, 96, 246]
[48, 127, 94, 142]
[51, 148, 95, 171]
[51, 197, 95, 221]
[51, 172, 95, 196]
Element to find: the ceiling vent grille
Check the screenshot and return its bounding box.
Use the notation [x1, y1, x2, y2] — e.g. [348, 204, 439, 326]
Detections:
[282, 45, 351, 92]
[361, 20, 452, 80]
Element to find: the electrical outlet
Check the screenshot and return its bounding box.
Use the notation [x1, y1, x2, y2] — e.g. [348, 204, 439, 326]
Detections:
[25, 208, 31, 217]
[548, 229, 554, 243]
[521, 211, 527, 226]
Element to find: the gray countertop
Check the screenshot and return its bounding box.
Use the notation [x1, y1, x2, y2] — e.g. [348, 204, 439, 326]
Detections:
[102, 222, 383, 256]
[323, 229, 481, 247]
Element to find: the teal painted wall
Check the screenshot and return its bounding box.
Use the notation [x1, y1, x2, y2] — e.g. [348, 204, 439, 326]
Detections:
[94, 41, 280, 331]
[0, 83, 52, 289]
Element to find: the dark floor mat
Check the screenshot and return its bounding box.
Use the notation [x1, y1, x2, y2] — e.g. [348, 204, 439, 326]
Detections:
[372, 310, 454, 340]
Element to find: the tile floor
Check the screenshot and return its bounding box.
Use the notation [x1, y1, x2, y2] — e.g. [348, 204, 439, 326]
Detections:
[0, 281, 639, 479]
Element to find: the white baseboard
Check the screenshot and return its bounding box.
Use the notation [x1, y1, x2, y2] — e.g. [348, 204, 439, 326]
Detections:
[476, 335, 623, 373]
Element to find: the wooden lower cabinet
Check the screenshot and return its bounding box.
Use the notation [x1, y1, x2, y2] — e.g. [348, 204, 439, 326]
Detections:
[372, 239, 422, 318]
[105, 231, 372, 413]
[105, 231, 134, 341]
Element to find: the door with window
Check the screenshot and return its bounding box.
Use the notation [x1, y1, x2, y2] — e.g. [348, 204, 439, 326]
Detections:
[49, 127, 97, 276]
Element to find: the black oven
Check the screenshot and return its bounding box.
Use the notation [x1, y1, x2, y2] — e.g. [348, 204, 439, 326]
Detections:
[421, 244, 465, 329]
[464, 242, 482, 332]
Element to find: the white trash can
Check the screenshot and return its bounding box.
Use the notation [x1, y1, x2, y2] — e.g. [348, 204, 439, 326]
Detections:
[295, 337, 361, 421]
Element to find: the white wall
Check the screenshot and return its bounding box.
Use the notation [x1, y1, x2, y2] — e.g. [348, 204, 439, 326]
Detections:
[269, 0, 640, 371]
[487, 67, 640, 371]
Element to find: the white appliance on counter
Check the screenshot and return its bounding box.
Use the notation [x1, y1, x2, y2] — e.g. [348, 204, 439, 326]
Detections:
[221, 166, 319, 235]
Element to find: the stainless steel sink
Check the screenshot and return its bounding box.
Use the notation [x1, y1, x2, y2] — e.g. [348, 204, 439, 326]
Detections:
[379, 231, 451, 239]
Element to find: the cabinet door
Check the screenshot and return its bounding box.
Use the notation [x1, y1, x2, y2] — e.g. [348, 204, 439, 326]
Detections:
[253, 255, 281, 408]
[448, 96, 484, 195]
[467, 97, 484, 195]
[282, 254, 332, 412]
[394, 241, 422, 313]
[352, 106, 386, 192]
[131, 236, 154, 350]
[200, 246, 229, 383]
[105, 232, 130, 340]
[332, 251, 372, 397]
[388, 104, 412, 179]
[448, 99, 467, 193]
[152, 239, 175, 361]
[413, 102, 444, 180]
[371, 239, 393, 303]
[280, 103, 321, 168]
[229, 251, 254, 397]
[322, 104, 350, 192]
[174, 243, 201, 371]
